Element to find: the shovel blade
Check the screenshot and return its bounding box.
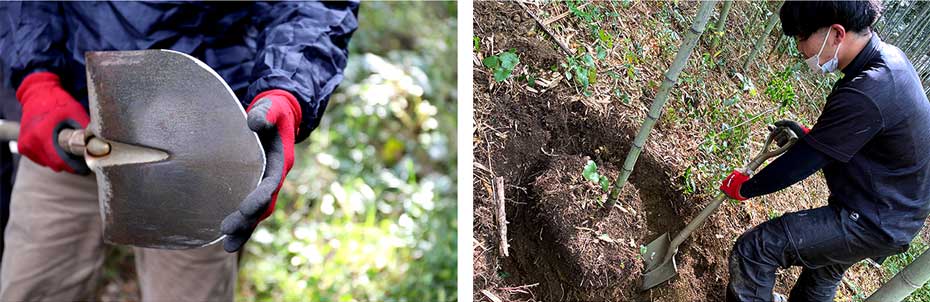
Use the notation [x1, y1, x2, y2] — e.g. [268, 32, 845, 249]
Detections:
[85, 50, 265, 249]
[641, 232, 680, 291]
[642, 233, 671, 271]
[642, 255, 678, 290]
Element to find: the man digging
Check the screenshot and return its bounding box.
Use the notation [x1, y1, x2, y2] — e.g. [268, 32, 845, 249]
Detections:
[719, 1, 930, 301]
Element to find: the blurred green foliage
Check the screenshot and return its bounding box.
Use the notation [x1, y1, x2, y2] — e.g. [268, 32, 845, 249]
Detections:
[237, 2, 457, 301]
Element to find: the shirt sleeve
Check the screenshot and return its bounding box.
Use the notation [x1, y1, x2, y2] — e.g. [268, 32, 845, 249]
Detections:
[804, 87, 884, 163]
[0, 2, 68, 89]
[246, 1, 359, 143]
[740, 139, 832, 198]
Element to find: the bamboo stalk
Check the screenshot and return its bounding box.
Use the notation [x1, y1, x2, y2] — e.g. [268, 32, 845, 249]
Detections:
[714, 0, 733, 36]
[605, 0, 716, 207]
[899, 12, 924, 54]
[905, 13, 930, 54]
[886, 1, 915, 44]
[895, 3, 930, 50]
[770, 30, 784, 57]
[876, 0, 902, 35]
[716, 0, 733, 31]
[912, 25, 930, 72]
[865, 247, 930, 302]
[742, 8, 781, 70]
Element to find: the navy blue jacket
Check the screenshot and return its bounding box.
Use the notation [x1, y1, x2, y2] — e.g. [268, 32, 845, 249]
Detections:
[0, 1, 358, 142]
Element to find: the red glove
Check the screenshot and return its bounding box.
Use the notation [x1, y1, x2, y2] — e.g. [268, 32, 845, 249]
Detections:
[16, 72, 90, 174]
[220, 89, 301, 252]
[720, 169, 750, 201]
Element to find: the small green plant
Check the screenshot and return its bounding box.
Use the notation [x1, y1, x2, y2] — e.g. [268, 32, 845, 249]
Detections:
[516, 73, 537, 87]
[766, 208, 782, 220]
[497, 270, 511, 279]
[582, 160, 611, 193]
[563, 52, 598, 96]
[682, 166, 697, 194]
[482, 49, 520, 82]
[473, 36, 480, 52]
[765, 67, 798, 113]
[734, 72, 758, 97]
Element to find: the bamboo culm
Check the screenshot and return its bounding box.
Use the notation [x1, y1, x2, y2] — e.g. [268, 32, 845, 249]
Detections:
[605, 0, 717, 207]
[865, 247, 930, 302]
[715, 0, 733, 35]
[742, 10, 780, 71]
[896, 3, 930, 49]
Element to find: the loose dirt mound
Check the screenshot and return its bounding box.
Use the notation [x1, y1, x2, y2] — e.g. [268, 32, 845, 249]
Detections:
[527, 155, 645, 301]
[473, 83, 719, 301]
[473, 2, 727, 301]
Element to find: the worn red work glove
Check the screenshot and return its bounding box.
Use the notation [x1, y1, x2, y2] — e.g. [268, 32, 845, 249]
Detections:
[220, 89, 301, 252]
[16, 72, 90, 174]
[720, 169, 750, 201]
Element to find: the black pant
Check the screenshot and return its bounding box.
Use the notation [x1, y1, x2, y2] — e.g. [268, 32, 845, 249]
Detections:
[726, 205, 908, 302]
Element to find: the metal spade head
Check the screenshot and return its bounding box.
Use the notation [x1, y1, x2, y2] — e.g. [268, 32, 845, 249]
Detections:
[641, 232, 678, 290]
[85, 50, 265, 249]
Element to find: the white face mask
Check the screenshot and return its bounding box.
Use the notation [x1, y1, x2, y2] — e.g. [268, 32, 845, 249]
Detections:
[805, 28, 841, 74]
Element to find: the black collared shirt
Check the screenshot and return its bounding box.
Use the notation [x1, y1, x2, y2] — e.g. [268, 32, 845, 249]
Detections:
[804, 33, 930, 245]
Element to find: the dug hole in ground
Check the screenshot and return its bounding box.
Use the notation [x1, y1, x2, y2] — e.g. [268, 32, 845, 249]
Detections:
[473, 1, 930, 301]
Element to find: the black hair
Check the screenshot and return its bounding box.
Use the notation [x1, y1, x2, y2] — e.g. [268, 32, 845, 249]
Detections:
[780, 0, 883, 40]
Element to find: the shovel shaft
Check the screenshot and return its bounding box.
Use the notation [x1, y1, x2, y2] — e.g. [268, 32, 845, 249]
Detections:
[0, 120, 17, 142]
[668, 193, 727, 251]
[0, 119, 109, 157]
[659, 127, 799, 265]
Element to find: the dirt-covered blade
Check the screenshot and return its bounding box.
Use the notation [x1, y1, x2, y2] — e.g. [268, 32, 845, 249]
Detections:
[85, 50, 265, 249]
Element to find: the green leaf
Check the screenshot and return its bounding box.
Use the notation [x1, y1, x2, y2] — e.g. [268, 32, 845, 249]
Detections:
[483, 50, 520, 82]
[575, 68, 588, 86]
[599, 177, 610, 191]
[582, 160, 599, 182]
[597, 28, 613, 48]
[587, 66, 597, 86]
[597, 45, 607, 60]
[493, 68, 511, 82]
[582, 53, 595, 66]
[482, 56, 499, 69]
[499, 51, 520, 69]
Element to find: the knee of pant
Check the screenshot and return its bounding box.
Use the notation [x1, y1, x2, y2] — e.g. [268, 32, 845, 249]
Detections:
[733, 230, 761, 260]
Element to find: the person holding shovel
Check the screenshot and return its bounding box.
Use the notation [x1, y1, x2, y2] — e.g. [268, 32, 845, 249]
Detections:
[0, 2, 357, 301]
[718, 1, 930, 301]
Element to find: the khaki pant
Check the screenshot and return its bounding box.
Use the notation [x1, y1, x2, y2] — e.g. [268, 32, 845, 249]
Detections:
[0, 158, 236, 302]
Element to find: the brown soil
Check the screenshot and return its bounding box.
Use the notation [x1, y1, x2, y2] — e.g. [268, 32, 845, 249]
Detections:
[521, 155, 645, 301]
[472, 2, 724, 301]
[472, 65, 722, 301]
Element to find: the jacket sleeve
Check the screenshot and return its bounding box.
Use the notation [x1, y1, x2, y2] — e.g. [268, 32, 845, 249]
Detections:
[246, 1, 359, 143]
[0, 2, 68, 89]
